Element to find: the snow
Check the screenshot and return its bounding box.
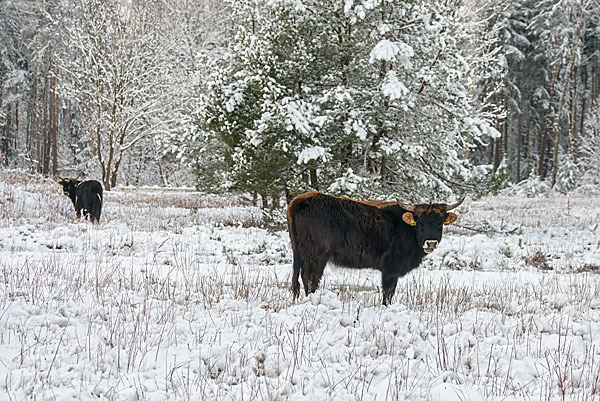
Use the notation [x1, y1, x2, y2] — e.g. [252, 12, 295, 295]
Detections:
[327, 168, 366, 194]
[1, 177, 600, 400]
[224, 86, 244, 113]
[352, 120, 368, 141]
[382, 71, 409, 101]
[369, 39, 414, 68]
[370, 39, 399, 62]
[297, 146, 328, 164]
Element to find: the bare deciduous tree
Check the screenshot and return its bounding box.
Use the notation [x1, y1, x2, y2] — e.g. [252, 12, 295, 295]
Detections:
[59, 0, 176, 189]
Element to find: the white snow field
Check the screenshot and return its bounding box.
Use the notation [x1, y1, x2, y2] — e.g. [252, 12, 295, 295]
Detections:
[0, 172, 599, 400]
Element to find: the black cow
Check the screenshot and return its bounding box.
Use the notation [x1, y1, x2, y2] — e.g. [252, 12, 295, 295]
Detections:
[287, 191, 463, 305]
[59, 179, 103, 223]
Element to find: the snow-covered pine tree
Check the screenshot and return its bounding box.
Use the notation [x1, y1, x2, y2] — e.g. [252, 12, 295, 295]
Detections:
[198, 0, 330, 204]
[0, 1, 33, 168]
[554, 151, 580, 193]
[363, 0, 502, 201]
[474, 0, 543, 183]
[196, 0, 501, 204]
[153, 0, 227, 188]
[579, 101, 600, 188]
[531, 0, 588, 186]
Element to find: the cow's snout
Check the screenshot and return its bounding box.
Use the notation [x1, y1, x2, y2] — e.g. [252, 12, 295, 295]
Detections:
[423, 240, 439, 253]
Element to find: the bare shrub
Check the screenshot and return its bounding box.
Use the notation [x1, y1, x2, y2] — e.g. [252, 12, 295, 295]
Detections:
[524, 250, 552, 271]
[573, 264, 600, 273]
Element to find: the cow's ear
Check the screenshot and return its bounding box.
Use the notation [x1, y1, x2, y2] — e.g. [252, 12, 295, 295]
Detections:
[444, 212, 458, 225]
[402, 212, 417, 226]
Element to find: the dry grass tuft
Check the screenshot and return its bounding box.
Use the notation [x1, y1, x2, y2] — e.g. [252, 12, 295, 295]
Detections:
[573, 264, 600, 273]
[524, 250, 552, 271]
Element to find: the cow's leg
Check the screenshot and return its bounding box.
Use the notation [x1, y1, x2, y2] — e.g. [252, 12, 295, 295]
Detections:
[302, 256, 327, 296]
[291, 244, 314, 297]
[381, 274, 399, 306]
[296, 235, 330, 297]
[300, 251, 328, 296]
[90, 204, 100, 222]
[296, 245, 312, 296]
[299, 244, 316, 296]
[301, 265, 311, 296]
[309, 253, 328, 294]
[291, 250, 302, 299]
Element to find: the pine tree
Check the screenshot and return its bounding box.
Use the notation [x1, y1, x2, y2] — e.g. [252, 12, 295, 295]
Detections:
[531, 0, 588, 186]
[579, 101, 600, 187]
[195, 0, 501, 204]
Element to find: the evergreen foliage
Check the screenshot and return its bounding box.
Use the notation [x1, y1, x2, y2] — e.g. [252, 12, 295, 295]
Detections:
[194, 0, 501, 203]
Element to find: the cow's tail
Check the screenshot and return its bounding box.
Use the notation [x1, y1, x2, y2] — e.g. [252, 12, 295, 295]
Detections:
[287, 204, 301, 299]
[93, 189, 103, 222]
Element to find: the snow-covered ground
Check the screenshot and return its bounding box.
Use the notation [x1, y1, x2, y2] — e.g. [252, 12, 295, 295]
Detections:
[0, 172, 599, 400]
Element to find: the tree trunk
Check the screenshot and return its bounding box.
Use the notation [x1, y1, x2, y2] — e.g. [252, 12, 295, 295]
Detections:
[103, 124, 117, 191]
[538, 68, 558, 179]
[48, 0, 58, 177]
[110, 147, 122, 188]
[108, 125, 130, 190]
[579, 81, 586, 146]
[309, 168, 318, 189]
[15, 102, 19, 155]
[110, 172, 118, 189]
[493, 136, 501, 172]
[551, 64, 574, 188]
[592, 47, 597, 101]
[96, 105, 106, 187]
[43, 80, 51, 176]
[516, 117, 522, 183]
[525, 121, 531, 179]
[157, 159, 167, 186]
[0, 81, 3, 163]
[568, 67, 578, 154]
[2, 103, 10, 165]
[49, 36, 58, 177]
[503, 118, 509, 162]
[34, 30, 41, 174]
[333, 11, 349, 87]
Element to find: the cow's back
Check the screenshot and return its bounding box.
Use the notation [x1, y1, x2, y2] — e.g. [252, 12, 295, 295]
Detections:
[76, 180, 103, 221]
[288, 192, 399, 269]
[76, 180, 102, 199]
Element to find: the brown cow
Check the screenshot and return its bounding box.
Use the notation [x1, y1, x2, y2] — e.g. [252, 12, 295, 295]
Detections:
[287, 191, 463, 305]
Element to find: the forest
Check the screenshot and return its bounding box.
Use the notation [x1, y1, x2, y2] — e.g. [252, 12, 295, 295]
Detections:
[1, 0, 600, 202]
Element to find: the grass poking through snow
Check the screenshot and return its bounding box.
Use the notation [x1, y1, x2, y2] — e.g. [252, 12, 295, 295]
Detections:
[0, 171, 599, 400]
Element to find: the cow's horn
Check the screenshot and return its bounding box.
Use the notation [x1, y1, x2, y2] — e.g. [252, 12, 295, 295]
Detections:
[397, 200, 416, 212]
[445, 197, 465, 211]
